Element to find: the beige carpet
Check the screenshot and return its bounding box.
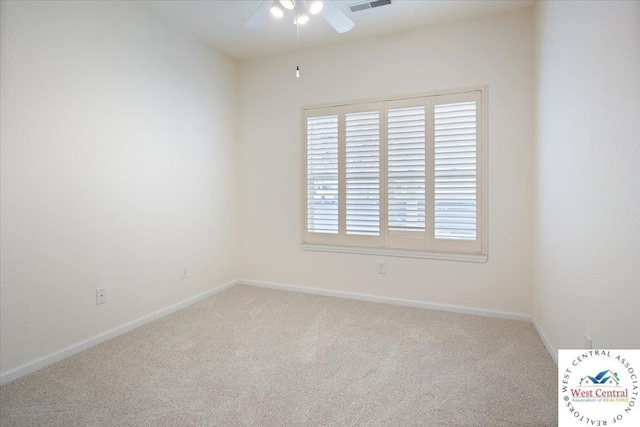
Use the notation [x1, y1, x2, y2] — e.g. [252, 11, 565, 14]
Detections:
[0, 285, 557, 426]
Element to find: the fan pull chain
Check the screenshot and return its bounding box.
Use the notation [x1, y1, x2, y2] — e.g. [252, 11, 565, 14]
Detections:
[295, 0, 300, 78]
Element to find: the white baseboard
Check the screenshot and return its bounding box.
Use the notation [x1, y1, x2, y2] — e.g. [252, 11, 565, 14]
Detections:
[532, 316, 558, 365]
[0, 279, 238, 385]
[241, 279, 564, 362]
[239, 278, 533, 323]
[2, 278, 558, 385]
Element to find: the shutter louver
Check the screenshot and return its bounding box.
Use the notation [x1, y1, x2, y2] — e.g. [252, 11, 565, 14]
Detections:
[388, 106, 426, 230]
[434, 101, 477, 241]
[307, 115, 339, 234]
[346, 111, 380, 236]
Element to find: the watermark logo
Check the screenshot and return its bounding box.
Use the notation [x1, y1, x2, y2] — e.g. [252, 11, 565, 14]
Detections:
[559, 350, 639, 426]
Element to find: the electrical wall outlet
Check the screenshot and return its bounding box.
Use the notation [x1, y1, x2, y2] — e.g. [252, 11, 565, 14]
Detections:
[377, 260, 386, 274]
[584, 333, 592, 349]
[96, 288, 107, 305]
[181, 265, 188, 279]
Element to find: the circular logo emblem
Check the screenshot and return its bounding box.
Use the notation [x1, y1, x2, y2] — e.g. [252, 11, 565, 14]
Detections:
[559, 350, 639, 426]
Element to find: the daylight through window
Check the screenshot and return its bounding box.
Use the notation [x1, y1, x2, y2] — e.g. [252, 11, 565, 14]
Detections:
[303, 88, 486, 257]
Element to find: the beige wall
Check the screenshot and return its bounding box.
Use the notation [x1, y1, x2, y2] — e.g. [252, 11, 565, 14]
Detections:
[238, 10, 535, 315]
[533, 1, 640, 353]
[0, 1, 239, 373]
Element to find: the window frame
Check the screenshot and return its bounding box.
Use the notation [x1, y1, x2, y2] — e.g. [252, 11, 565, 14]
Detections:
[301, 86, 488, 263]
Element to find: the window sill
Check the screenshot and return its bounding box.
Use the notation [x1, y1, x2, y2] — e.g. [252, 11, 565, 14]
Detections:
[301, 244, 488, 263]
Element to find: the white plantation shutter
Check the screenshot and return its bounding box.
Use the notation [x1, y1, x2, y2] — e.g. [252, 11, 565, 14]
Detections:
[346, 110, 380, 236]
[306, 114, 339, 235]
[387, 106, 426, 231]
[434, 101, 477, 241]
[303, 88, 485, 257]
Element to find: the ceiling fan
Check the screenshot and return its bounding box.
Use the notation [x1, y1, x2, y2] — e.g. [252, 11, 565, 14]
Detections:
[245, 0, 355, 34]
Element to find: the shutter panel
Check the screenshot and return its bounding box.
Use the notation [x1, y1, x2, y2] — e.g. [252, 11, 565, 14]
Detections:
[434, 101, 477, 241]
[307, 115, 339, 234]
[387, 106, 426, 231]
[346, 111, 380, 236]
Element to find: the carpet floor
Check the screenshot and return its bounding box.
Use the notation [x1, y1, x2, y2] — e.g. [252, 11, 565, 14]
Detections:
[0, 285, 557, 426]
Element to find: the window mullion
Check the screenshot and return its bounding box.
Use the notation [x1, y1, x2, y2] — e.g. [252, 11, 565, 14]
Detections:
[338, 108, 347, 242]
[381, 102, 389, 248]
[425, 97, 436, 249]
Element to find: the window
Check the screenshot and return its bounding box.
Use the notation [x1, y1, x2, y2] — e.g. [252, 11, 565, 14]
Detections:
[303, 87, 486, 261]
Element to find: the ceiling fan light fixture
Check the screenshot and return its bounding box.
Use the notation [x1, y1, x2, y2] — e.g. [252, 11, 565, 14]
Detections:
[270, 3, 284, 18]
[279, 0, 295, 10]
[309, 1, 324, 15]
[295, 14, 310, 24]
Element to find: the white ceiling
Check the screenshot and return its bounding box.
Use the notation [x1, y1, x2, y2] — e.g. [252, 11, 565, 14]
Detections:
[142, 0, 534, 60]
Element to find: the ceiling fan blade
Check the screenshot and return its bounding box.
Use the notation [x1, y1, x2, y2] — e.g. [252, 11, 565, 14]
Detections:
[322, 0, 355, 34]
[245, 0, 271, 29]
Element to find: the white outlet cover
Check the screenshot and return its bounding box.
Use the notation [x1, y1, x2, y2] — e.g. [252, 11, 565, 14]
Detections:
[96, 288, 107, 305]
